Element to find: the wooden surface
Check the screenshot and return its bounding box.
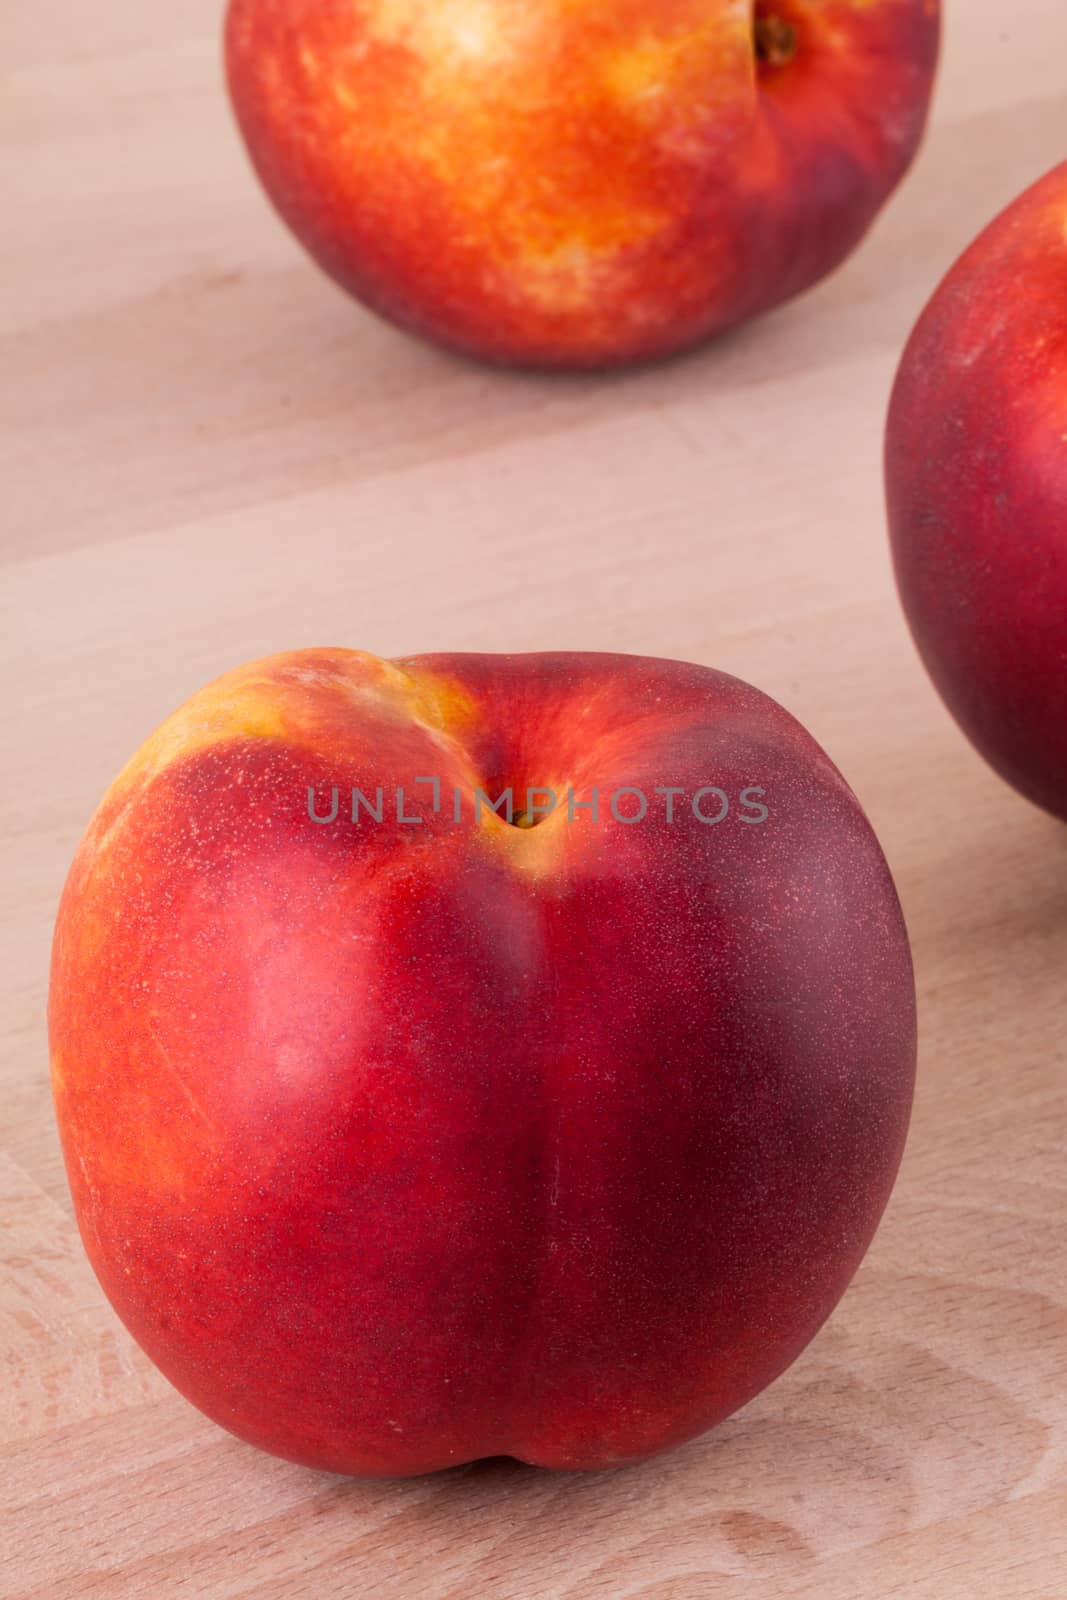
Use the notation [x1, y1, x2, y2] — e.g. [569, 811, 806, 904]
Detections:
[3, 2, 1066, 1594]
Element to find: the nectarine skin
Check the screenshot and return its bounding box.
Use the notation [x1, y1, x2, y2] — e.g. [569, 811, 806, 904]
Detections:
[887, 162, 1067, 821]
[224, 1, 940, 368]
[50, 650, 915, 1475]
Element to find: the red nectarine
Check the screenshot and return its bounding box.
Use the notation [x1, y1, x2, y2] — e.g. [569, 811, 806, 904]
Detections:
[225, 1, 941, 368]
[887, 162, 1067, 821]
[50, 650, 915, 1474]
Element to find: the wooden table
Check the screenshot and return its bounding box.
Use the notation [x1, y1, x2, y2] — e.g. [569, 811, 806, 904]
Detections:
[4, 2, 1066, 1594]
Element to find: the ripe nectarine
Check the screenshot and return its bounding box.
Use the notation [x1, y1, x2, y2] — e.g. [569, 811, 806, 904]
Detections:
[225, 1, 941, 367]
[887, 162, 1067, 821]
[50, 650, 915, 1474]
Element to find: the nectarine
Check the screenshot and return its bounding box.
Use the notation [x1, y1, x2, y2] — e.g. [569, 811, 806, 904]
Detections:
[225, 1, 941, 368]
[887, 162, 1067, 821]
[50, 649, 915, 1474]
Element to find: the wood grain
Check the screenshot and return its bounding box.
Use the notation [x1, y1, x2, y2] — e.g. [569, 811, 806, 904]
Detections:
[3, 2, 1066, 1594]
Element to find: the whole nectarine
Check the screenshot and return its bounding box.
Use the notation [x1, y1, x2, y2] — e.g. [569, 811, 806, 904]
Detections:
[50, 649, 915, 1474]
[887, 162, 1067, 821]
[225, 1, 940, 368]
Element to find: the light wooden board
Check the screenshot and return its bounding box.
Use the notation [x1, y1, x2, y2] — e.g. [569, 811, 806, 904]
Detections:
[3, 1, 1066, 1594]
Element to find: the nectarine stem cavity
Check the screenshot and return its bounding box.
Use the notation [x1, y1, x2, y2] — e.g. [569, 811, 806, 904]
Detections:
[754, 10, 799, 69]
